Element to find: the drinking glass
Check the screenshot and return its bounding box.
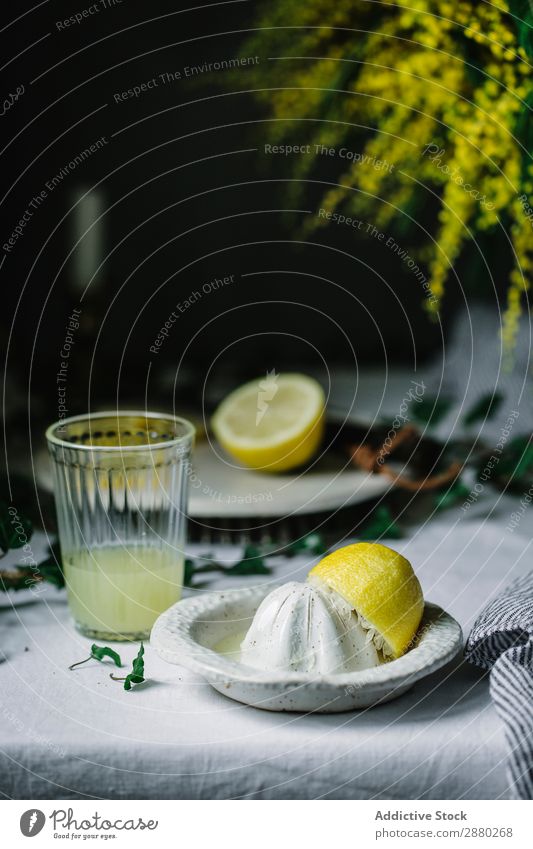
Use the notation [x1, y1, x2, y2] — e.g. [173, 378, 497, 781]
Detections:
[46, 411, 195, 640]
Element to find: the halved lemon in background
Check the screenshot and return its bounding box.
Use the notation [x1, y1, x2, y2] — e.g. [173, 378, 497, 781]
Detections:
[211, 373, 325, 472]
[309, 542, 424, 658]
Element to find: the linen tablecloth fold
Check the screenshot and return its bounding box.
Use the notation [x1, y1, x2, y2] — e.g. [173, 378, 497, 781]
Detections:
[465, 571, 533, 800]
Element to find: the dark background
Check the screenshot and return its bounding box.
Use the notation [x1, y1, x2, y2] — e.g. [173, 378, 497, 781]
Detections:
[1, 0, 467, 441]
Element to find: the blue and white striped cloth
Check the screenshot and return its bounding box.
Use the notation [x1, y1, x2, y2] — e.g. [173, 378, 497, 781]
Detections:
[465, 572, 533, 800]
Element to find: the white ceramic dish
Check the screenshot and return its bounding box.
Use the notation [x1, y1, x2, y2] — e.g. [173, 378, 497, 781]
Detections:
[34, 411, 389, 519]
[188, 439, 389, 518]
[151, 585, 463, 713]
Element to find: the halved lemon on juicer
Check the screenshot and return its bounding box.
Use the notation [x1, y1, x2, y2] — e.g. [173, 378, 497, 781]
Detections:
[211, 373, 325, 472]
[240, 542, 424, 674]
[309, 543, 424, 659]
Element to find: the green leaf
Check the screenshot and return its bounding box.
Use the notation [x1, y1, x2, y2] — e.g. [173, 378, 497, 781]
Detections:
[241, 543, 262, 560]
[124, 675, 144, 689]
[185, 550, 273, 584]
[35, 542, 64, 588]
[91, 645, 122, 667]
[226, 545, 272, 575]
[70, 644, 123, 670]
[434, 479, 470, 510]
[410, 397, 452, 427]
[183, 558, 196, 587]
[463, 392, 503, 426]
[123, 642, 145, 690]
[286, 533, 327, 556]
[496, 436, 533, 483]
[356, 506, 402, 540]
[512, 441, 533, 480]
[226, 558, 271, 576]
[1, 542, 63, 592]
[0, 502, 33, 555]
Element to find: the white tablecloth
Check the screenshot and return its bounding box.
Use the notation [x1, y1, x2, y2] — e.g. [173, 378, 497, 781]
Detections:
[1, 497, 531, 800]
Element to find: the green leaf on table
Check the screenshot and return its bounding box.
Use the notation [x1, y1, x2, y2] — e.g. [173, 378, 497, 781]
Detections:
[496, 436, 533, 483]
[434, 479, 470, 510]
[356, 506, 402, 540]
[226, 544, 271, 576]
[226, 560, 271, 575]
[1, 542, 63, 592]
[410, 397, 452, 427]
[286, 533, 327, 557]
[462, 392, 503, 427]
[35, 542, 64, 588]
[185, 547, 273, 584]
[123, 642, 145, 690]
[183, 558, 196, 587]
[0, 502, 33, 555]
[241, 543, 263, 561]
[508, 440, 533, 481]
[69, 643, 123, 671]
[91, 644, 122, 667]
[242, 542, 279, 560]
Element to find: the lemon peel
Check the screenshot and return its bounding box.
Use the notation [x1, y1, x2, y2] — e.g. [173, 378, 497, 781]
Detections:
[309, 543, 424, 659]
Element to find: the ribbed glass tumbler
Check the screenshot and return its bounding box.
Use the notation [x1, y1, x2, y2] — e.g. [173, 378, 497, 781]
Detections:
[46, 411, 195, 640]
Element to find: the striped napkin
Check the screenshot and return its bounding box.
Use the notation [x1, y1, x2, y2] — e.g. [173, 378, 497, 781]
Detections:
[465, 572, 533, 799]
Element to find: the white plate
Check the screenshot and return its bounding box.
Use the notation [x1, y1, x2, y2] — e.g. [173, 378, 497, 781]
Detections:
[188, 439, 389, 519]
[151, 585, 463, 713]
[34, 410, 388, 520]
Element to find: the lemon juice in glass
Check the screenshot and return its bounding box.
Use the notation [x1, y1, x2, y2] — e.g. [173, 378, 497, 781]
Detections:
[46, 411, 195, 640]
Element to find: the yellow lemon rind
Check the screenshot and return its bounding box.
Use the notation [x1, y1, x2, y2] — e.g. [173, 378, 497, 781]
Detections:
[309, 543, 424, 659]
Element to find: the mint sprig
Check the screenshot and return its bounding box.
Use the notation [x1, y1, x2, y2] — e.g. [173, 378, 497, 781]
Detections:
[184, 545, 273, 586]
[0, 502, 32, 554]
[410, 396, 453, 427]
[286, 533, 328, 556]
[356, 506, 402, 540]
[111, 642, 145, 690]
[69, 644, 122, 671]
[463, 392, 503, 426]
